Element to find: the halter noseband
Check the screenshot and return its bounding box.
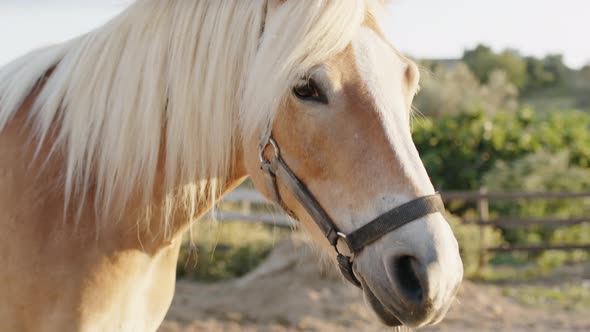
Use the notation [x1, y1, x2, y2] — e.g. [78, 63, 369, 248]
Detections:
[259, 135, 445, 288]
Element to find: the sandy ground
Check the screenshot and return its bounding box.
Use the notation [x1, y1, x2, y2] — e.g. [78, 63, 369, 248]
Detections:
[159, 236, 589, 332]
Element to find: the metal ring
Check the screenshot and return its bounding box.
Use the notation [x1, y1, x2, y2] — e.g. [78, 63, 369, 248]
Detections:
[259, 137, 280, 163]
[335, 232, 355, 260]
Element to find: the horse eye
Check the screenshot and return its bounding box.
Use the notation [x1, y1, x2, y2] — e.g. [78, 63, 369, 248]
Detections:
[292, 80, 328, 104]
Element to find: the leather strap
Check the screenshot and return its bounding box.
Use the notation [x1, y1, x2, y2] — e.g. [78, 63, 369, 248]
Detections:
[344, 194, 445, 254]
[262, 153, 340, 245]
[337, 253, 361, 287]
[259, 137, 446, 289]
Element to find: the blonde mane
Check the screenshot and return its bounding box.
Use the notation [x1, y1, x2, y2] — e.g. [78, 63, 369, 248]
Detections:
[0, 0, 383, 232]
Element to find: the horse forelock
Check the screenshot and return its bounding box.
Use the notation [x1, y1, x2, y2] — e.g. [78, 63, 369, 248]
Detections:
[240, 0, 375, 144]
[0, 0, 389, 233]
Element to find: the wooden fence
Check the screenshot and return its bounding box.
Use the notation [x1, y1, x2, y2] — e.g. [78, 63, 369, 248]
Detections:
[211, 188, 590, 270]
[443, 188, 590, 271]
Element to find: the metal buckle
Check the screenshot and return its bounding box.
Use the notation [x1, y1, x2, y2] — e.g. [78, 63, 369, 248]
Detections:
[334, 232, 355, 260]
[259, 137, 280, 164]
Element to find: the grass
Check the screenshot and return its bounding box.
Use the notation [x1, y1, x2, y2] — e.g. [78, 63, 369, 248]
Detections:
[177, 210, 290, 282]
[474, 265, 548, 282]
[473, 260, 590, 311]
[502, 283, 590, 311]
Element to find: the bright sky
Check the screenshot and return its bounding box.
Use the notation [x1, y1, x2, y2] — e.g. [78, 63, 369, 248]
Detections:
[0, 0, 588, 68]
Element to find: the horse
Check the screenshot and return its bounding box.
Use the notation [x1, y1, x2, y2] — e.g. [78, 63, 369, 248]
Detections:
[0, 1, 463, 331]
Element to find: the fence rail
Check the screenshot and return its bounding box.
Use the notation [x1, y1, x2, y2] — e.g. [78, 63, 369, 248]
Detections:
[462, 216, 590, 228]
[443, 188, 590, 271]
[211, 188, 590, 272]
[442, 191, 590, 201]
[210, 189, 293, 227]
[487, 244, 590, 253]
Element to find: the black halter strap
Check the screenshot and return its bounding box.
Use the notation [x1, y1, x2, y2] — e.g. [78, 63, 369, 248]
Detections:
[259, 136, 445, 288]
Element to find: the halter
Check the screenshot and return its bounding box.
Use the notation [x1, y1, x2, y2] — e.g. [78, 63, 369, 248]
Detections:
[259, 135, 445, 288]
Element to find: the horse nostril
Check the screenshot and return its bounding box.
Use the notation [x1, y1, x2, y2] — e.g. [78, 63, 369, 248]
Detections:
[393, 255, 426, 306]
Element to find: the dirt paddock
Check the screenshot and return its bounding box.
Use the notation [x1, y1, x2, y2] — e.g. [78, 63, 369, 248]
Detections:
[159, 237, 589, 332]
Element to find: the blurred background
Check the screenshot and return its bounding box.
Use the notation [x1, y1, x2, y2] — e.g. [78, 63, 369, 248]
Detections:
[1, 1, 588, 331]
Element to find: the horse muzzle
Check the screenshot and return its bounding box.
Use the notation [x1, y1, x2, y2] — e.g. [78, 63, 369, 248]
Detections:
[353, 214, 464, 328]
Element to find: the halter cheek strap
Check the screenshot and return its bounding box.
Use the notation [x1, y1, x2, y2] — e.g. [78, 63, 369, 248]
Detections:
[259, 136, 446, 288]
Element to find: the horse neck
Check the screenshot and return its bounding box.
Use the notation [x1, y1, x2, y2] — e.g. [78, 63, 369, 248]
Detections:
[83, 139, 249, 252]
[6, 80, 248, 255]
[135, 157, 249, 249]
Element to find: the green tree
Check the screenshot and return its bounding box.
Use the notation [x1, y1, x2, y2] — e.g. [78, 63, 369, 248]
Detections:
[573, 64, 590, 108]
[462, 45, 528, 90]
[524, 56, 555, 90]
[542, 54, 569, 86]
[415, 63, 518, 117]
[523, 54, 571, 92]
[496, 49, 528, 89]
[462, 44, 497, 83]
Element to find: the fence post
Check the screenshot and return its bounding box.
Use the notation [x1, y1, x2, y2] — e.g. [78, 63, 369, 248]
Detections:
[241, 199, 251, 215]
[477, 186, 489, 274]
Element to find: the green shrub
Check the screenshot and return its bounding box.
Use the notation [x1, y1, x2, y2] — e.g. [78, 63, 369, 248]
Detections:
[446, 213, 504, 278]
[483, 151, 590, 219]
[413, 109, 590, 191]
[483, 151, 590, 266]
[177, 220, 288, 282]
